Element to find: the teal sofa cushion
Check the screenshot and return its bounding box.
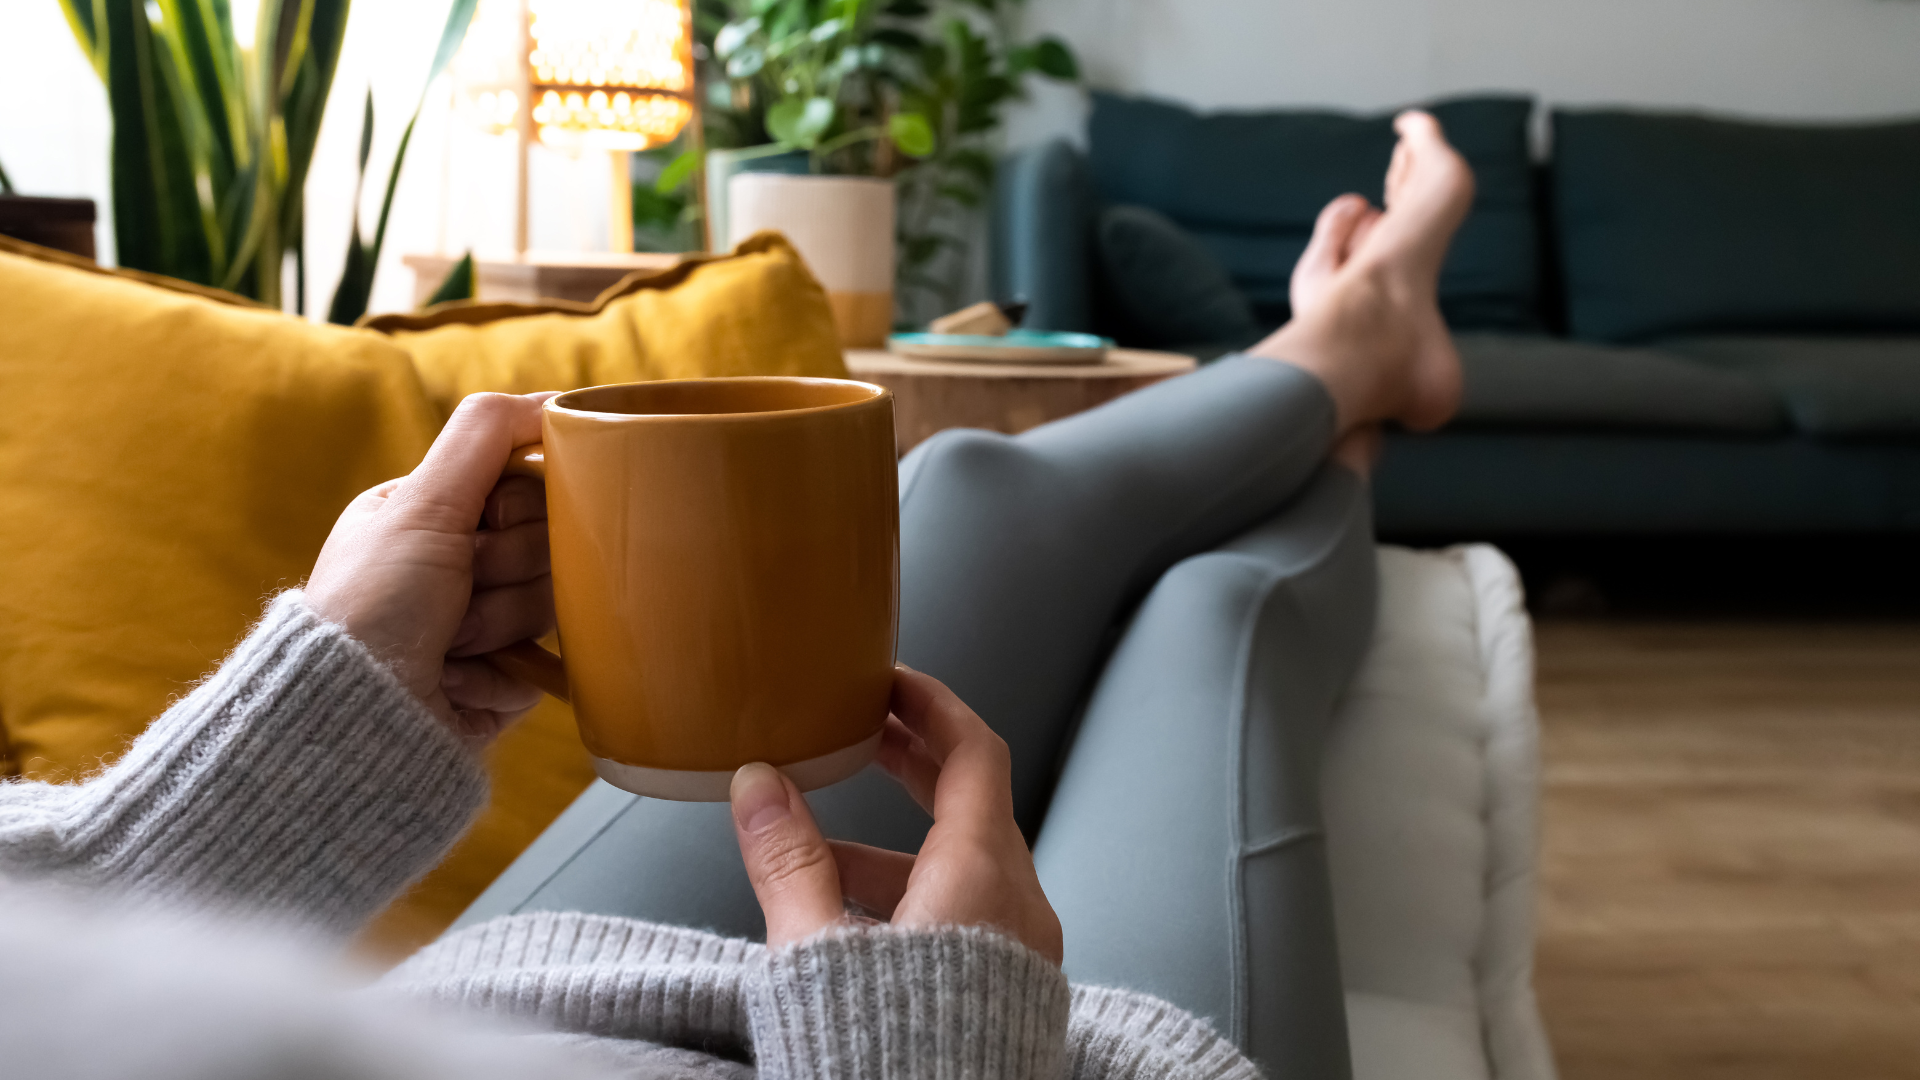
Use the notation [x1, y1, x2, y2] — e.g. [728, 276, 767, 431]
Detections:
[1453, 334, 1784, 434]
[1093, 205, 1263, 349]
[1553, 110, 1920, 342]
[1662, 336, 1920, 439]
[1086, 92, 1540, 331]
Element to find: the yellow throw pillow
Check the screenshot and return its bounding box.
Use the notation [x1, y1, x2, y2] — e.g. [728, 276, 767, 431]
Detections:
[0, 232, 848, 956]
[365, 232, 849, 418]
[0, 240, 441, 780]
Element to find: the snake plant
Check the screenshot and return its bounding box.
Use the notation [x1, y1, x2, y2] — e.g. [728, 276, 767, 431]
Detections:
[57, 0, 476, 321]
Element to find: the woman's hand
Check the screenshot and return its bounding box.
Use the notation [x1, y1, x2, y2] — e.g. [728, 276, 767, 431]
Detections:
[305, 392, 557, 748]
[730, 667, 1064, 964]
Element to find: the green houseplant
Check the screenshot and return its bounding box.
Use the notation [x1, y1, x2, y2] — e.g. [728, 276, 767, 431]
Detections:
[681, 0, 1076, 323]
[56, 0, 477, 322]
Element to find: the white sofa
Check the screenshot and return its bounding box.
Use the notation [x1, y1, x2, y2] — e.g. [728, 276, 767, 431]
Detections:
[1326, 545, 1558, 1080]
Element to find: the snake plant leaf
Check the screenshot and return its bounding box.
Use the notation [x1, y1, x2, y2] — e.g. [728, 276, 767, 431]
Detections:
[279, 0, 350, 244]
[55, 0, 102, 76]
[145, 7, 231, 279]
[356, 90, 374, 172]
[158, 0, 242, 176]
[100, 0, 215, 285]
[326, 0, 478, 324]
[423, 251, 476, 306]
[656, 147, 704, 195]
[328, 229, 373, 324]
[0, 156, 13, 195]
[325, 89, 375, 324]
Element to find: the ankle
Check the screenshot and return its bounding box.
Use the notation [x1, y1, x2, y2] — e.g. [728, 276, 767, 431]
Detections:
[1246, 321, 1368, 433]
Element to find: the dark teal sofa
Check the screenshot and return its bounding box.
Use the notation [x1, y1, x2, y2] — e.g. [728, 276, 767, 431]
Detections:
[991, 94, 1920, 534]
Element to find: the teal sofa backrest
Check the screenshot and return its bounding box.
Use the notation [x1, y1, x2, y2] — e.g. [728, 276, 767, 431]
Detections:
[1086, 92, 1541, 331]
[1553, 109, 1920, 342]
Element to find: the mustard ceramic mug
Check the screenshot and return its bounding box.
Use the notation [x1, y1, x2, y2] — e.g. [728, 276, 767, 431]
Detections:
[487, 377, 899, 801]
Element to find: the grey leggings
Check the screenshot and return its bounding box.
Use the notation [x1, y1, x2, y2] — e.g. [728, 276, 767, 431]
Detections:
[456, 355, 1378, 1078]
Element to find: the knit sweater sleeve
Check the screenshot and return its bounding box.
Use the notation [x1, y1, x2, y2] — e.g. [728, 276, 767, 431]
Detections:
[746, 924, 1071, 1080]
[745, 924, 1267, 1080]
[0, 591, 488, 936]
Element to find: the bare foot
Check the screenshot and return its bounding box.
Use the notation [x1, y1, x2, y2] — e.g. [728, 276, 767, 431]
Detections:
[1251, 111, 1473, 433]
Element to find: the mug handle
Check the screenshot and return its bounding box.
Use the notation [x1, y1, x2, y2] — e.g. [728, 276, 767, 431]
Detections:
[482, 444, 571, 703]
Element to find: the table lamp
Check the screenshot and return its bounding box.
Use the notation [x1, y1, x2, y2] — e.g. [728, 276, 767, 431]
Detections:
[458, 0, 696, 255]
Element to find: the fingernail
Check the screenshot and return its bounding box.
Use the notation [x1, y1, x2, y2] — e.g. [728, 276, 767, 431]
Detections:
[894, 662, 916, 673]
[731, 763, 790, 833]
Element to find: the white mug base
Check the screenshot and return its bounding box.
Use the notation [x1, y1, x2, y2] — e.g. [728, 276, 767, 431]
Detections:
[591, 731, 884, 802]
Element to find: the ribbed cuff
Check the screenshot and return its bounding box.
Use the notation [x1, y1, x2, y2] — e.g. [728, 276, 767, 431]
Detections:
[384, 911, 761, 1052]
[61, 591, 488, 935]
[748, 924, 1070, 1080]
[1065, 986, 1262, 1080]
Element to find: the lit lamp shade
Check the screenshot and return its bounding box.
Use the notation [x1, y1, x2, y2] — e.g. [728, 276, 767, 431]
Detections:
[527, 0, 693, 152]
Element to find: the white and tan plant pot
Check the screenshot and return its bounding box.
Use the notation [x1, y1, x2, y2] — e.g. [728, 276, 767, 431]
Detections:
[728, 173, 895, 348]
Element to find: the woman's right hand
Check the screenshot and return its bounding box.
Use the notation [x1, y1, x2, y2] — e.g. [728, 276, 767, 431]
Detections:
[729, 667, 1064, 964]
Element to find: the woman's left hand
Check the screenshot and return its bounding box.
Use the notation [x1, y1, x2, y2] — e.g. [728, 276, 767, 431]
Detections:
[305, 391, 557, 748]
[730, 667, 1064, 964]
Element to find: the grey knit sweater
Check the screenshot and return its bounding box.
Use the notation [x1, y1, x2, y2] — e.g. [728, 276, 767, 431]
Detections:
[0, 593, 1260, 1080]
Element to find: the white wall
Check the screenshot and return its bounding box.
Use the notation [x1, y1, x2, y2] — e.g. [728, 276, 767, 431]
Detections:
[1007, 0, 1920, 150]
[0, 2, 114, 249]
[7, 0, 1920, 316]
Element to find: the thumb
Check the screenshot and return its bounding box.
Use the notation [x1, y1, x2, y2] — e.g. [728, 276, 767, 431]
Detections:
[731, 763, 845, 946]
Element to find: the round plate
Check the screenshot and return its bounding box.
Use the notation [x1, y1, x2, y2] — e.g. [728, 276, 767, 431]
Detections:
[888, 331, 1113, 365]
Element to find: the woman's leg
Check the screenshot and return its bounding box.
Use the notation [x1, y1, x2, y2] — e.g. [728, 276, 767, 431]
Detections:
[1033, 463, 1377, 1079]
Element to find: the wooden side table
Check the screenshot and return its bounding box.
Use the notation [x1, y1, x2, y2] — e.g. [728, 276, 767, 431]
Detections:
[844, 348, 1198, 456]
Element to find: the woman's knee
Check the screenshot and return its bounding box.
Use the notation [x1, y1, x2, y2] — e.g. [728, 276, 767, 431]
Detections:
[899, 427, 1044, 509]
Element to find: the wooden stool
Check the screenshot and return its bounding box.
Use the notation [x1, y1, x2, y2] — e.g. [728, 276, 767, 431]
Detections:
[844, 348, 1198, 456]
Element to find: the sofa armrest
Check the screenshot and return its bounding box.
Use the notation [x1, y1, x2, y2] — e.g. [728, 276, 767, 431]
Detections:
[991, 140, 1094, 333]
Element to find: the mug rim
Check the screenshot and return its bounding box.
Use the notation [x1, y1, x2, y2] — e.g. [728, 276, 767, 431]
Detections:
[547, 376, 889, 422]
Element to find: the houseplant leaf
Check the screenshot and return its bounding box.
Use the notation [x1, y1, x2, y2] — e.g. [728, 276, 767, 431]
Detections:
[280, 0, 351, 248]
[97, 0, 214, 285]
[656, 147, 704, 194]
[767, 96, 836, 149]
[1029, 37, 1078, 80]
[887, 111, 935, 157]
[423, 251, 476, 306]
[714, 17, 759, 59]
[326, 0, 479, 324]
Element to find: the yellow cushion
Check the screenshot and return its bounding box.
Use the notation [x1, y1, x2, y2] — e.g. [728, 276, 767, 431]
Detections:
[364, 233, 849, 417]
[0, 242, 442, 780]
[0, 233, 846, 957]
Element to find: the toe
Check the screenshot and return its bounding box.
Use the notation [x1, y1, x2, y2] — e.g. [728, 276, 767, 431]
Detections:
[1303, 194, 1373, 269]
[1293, 194, 1375, 311]
[1347, 207, 1384, 260]
[1392, 109, 1444, 143]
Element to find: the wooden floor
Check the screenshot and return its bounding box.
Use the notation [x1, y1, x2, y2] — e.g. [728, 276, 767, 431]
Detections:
[1532, 619, 1920, 1080]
